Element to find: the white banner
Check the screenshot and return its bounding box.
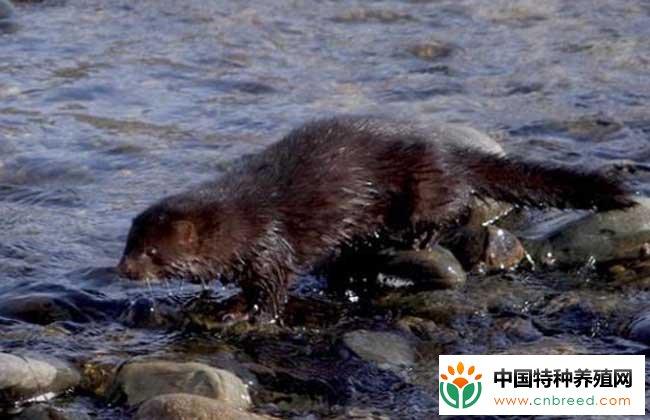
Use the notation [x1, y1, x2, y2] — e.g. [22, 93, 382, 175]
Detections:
[438, 355, 645, 415]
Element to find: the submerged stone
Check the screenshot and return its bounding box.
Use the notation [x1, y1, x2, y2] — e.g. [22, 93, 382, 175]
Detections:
[343, 330, 415, 369]
[0, 0, 13, 20]
[111, 361, 251, 408]
[14, 404, 91, 420]
[134, 393, 275, 420]
[522, 198, 650, 267]
[628, 311, 650, 345]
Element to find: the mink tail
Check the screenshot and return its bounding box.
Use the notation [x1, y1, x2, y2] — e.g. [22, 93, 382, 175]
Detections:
[456, 150, 635, 211]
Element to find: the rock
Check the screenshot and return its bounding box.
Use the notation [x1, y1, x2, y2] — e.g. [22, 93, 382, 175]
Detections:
[495, 317, 542, 343]
[397, 316, 459, 344]
[408, 40, 453, 61]
[608, 259, 650, 288]
[430, 123, 505, 156]
[0, 353, 80, 409]
[442, 226, 489, 269]
[443, 225, 524, 271]
[532, 291, 622, 337]
[0, 294, 90, 325]
[120, 297, 183, 329]
[0, 0, 13, 20]
[14, 404, 91, 420]
[134, 393, 275, 420]
[499, 337, 589, 355]
[331, 407, 391, 420]
[377, 246, 466, 289]
[377, 289, 478, 325]
[78, 356, 118, 398]
[333, 8, 411, 23]
[466, 197, 514, 228]
[628, 311, 650, 345]
[111, 361, 251, 408]
[342, 330, 415, 369]
[482, 226, 526, 271]
[522, 197, 650, 266]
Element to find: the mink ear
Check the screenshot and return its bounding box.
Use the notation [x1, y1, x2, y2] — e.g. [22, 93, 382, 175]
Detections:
[172, 220, 198, 245]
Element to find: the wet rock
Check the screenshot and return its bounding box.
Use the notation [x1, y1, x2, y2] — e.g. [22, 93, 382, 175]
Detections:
[79, 356, 119, 398]
[628, 311, 650, 345]
[377, 289, 479, 325]
[0, 289, 117, 325]
[522, 197, 650, 267]
[397, 316, 459, 344]
[333, 8, 411, 23]
[500, 336, 589, 355]
[0, 353, 80, 409]
[112, 361, 251, 408]
[510, 116, 623, 143]
[120, 297, 183, 329]
[134, 393, 274, 420]
[343, 330, 415, 369]
[430, 123, 505, 156]
[495, 317, 542, 343]
[331, 407, 391, 420]
[482, 226, 526, 271]
[0, 0, 13, 19]
[443, 226, 489, 269]
[608, 259, 650, 288]
[14, 404, 91, 420]
[408, 41, 453, 61]
[466, 197, 514, 229]
[444, 225, 524, 271]
[0, 294, 89, 325]
[377, 246, 466, 289]
[532, 292, 620, 337]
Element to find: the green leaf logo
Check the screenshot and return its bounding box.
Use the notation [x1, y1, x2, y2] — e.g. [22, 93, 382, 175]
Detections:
[439, 362, 483, 409]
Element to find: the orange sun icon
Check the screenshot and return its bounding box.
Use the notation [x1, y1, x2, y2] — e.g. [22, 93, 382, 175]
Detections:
[440, 362, 482, 389]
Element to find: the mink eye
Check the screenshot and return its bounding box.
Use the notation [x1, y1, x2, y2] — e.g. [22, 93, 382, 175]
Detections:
[145, 247, 159, 258]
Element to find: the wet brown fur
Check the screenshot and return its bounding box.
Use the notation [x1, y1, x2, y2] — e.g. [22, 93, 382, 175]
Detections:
[118, 116, 633, 320]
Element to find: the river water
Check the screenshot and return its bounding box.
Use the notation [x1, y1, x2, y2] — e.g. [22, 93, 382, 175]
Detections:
[0, 1, 649, 418]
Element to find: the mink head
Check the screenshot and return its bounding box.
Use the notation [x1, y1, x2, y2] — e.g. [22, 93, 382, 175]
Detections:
[118, 200, 222, 282]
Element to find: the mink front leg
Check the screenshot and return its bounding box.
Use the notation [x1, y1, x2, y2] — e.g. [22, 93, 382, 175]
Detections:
[216, 263, 292, 323]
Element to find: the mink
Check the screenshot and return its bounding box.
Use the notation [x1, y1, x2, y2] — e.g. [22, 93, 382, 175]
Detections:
[118, 116, 633, 321]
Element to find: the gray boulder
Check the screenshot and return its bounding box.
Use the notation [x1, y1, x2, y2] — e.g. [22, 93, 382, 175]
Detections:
[0, 353, 80, 409]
